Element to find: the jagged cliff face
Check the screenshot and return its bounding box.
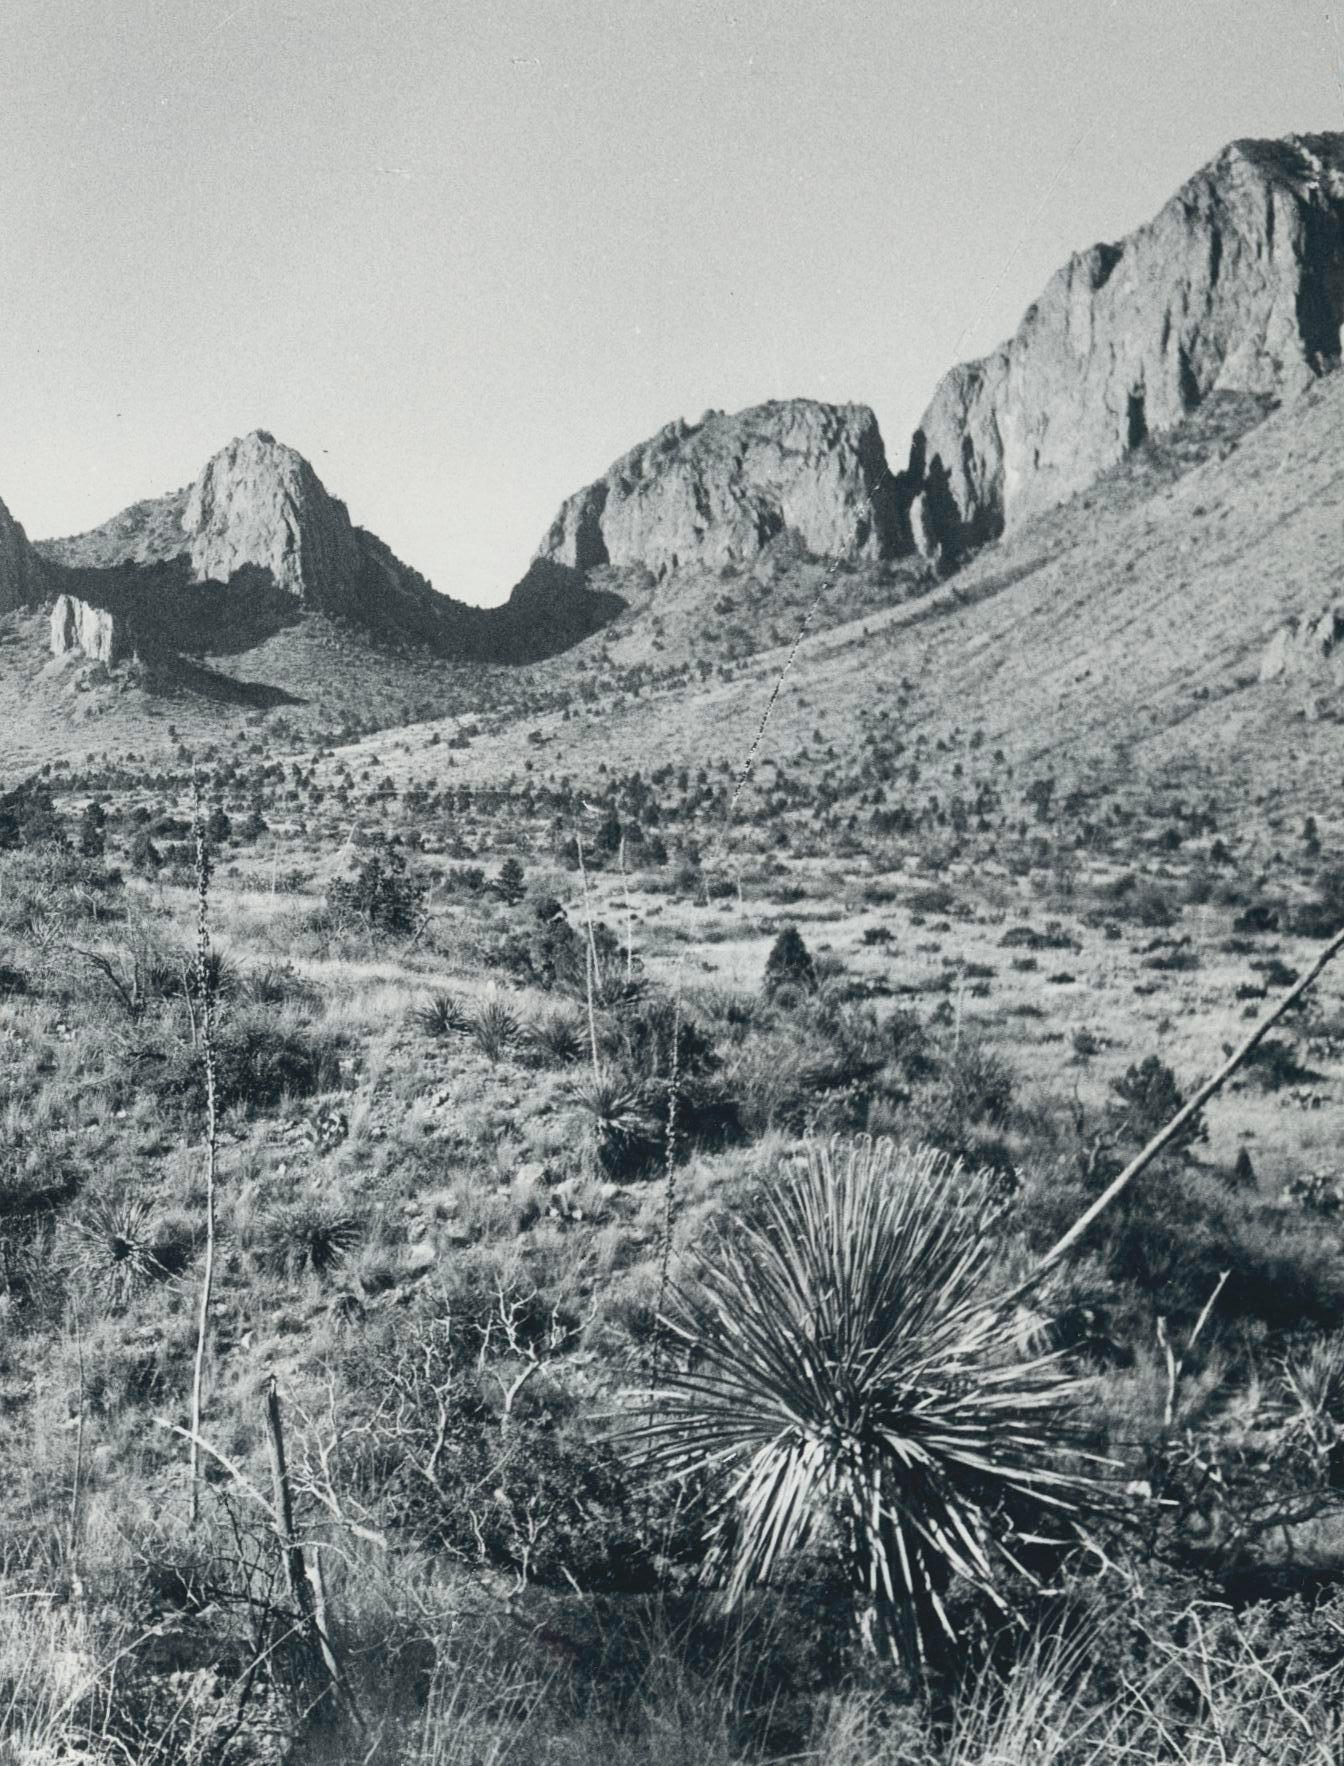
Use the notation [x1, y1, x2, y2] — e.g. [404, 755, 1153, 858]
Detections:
[537, 399, 904, 576]
[0, 493, 44, 613]
[913, 133, 1344, 555]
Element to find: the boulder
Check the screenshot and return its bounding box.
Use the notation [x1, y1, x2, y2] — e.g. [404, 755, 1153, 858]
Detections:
[1260, 602, 1344, 686]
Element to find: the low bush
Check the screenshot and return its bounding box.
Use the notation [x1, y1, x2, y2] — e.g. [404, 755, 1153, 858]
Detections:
[148, 1004, 347, 1117]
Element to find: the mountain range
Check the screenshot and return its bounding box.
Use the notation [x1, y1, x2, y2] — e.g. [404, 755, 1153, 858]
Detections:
[0, 129, 1341, 771]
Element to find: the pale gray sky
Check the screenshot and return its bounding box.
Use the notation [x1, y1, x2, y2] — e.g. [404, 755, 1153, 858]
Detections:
[1, 0, 1340, 605]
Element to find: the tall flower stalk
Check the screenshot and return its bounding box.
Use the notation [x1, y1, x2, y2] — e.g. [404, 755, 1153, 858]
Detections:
[188, 776, 219, 1527]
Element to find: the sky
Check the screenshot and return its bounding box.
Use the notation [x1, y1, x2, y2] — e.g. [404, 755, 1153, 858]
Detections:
[1, 1, 1341, 607]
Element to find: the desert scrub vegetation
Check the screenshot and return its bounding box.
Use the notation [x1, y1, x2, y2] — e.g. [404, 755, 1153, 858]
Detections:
[3, 763, 1344, 1763]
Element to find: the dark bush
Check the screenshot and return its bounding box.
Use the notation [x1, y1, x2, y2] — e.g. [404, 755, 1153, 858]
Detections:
[763, 926, 817, 999]
[150, 1006, 347, 1116]
[328, 836, 426, 934]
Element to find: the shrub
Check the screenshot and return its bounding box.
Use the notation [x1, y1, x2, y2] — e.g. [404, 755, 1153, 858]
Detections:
[1109, 1054, 1205, 1160]
[243, 960, 321, 1010]
[150, 1006, 346, 1116]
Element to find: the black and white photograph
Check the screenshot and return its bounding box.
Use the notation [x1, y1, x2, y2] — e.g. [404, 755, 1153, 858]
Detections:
[2, 2, 1343, 1759]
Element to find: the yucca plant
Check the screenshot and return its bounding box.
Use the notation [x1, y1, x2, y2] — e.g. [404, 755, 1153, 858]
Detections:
[64, 1194, 169, 1305]
[570, 1070, 653, 1172]
[630, 1136, 1113, 1661]
[524, 1008, 586, 1068]
[467, 990, 521, 1063]
[259, 1195, 363, 1278]
[413, 989, 468, 1038]
[1282, 1332, 1344, 1460]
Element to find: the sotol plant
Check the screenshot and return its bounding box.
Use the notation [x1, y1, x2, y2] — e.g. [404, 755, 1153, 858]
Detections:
[632, 1136, 1111, 1660]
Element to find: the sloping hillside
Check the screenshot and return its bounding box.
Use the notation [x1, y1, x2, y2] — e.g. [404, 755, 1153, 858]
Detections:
[322, 372, 1342, 844]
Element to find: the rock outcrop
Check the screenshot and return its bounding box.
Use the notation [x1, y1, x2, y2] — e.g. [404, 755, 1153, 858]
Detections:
[50, 593, 130, 664]
[537, 400, 905, 576]
[908, 132, 1344, 558]
[1260, 602, 1344, 687]
[36, 431, 621, 664]
[0, 492, 44, 613]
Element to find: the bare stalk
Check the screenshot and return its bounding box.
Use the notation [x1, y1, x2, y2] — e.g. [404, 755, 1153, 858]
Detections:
[263, 1377, 355, 1722]
[619, 834, 634, 984]
[575, 831, 602, 1082]
[68, 1305, 85, 1607]
[1020, 921, 1344, 1294]
[648, 987, 682, 1410]
[188, 775, 219, 1527]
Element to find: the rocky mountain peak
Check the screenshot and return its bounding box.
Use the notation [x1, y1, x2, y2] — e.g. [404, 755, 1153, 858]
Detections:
[536, 398, 905, 577]
[182, 429, 366, 607]
[906, 130, 1344, 560]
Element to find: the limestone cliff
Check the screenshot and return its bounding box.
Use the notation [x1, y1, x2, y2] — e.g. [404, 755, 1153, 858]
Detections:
[49, 593, 131, 664]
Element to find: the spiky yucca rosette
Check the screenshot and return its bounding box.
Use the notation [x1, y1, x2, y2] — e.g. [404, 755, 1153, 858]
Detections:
[631, 1137, 1114, 1658]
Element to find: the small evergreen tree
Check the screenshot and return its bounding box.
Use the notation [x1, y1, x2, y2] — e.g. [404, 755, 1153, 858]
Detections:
[763, 925, 817, 999]
[78, 799, 107, 858]
[496, 856, 526, 906]
[129, 827, 162, 875]
[329, 836, 426, 934]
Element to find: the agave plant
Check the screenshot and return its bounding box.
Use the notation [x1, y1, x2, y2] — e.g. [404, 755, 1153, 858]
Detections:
[631, 1136, 1112, 1660]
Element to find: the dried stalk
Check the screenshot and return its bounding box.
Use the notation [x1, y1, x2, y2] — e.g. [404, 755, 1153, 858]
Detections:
[188, 776, 219, 1527]
[575, 831, 602, 1082]
[1020, 921, 1344, 1296]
